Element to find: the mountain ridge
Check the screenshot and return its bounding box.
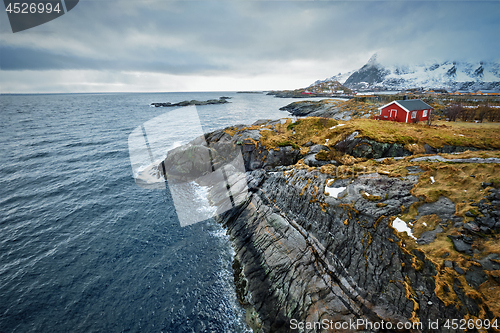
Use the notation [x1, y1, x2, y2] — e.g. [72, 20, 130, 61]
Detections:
[316, 54, 500, 92]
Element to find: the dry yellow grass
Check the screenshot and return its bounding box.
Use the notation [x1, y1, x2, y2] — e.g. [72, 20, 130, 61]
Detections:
[434, 120, 500, 129]
[324, 119, 500, 149]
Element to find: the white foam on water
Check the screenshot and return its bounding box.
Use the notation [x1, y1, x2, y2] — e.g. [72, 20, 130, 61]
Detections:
[194, 183, 218, 217]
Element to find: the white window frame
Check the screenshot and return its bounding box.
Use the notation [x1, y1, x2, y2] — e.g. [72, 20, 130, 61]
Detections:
[422, 110, 428, 117]
[390, 109, 397, 118]
[411, 111, 417, 119]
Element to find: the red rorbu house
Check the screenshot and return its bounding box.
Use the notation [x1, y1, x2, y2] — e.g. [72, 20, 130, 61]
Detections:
[376, 99, 433, 123]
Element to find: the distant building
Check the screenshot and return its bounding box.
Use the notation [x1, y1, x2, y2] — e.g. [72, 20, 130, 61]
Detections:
[376, 99, 433, 123]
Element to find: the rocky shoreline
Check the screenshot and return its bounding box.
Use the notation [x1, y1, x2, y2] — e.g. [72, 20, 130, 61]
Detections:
[160, 118, 500, 332]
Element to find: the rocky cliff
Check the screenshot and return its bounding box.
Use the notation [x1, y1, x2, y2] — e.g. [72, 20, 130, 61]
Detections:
[161, 118, 500, 332]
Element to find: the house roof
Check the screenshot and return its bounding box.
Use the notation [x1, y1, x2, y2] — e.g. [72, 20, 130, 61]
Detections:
[378, 99, 433, 112]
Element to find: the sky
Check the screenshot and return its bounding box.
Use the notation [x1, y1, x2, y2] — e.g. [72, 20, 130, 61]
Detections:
[0, 0, 499, 93]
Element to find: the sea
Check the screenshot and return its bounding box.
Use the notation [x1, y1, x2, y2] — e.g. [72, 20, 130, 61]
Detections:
[0, 92, 327, 333]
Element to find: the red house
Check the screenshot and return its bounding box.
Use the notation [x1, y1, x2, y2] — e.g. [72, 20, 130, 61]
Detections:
[376, 99, 433, 123]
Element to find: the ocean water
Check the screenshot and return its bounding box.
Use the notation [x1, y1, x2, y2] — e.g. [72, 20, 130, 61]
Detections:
[0, 92, 323, 333]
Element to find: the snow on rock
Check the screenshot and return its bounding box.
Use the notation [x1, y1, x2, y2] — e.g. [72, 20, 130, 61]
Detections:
[392, 217, 417, 240]
[326, 54, 500, 91]
[329, 123, 346, 130]
[430, 176, 435, 184]
[325, 186, 346, 198]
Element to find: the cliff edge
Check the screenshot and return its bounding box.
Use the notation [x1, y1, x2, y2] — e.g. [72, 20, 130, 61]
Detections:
[162, 118, 500, 332]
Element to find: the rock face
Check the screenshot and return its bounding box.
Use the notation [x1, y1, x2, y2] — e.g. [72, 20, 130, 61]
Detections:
[336, 132, 412, 159]
[204, 127, 301, 172]
[279, 100, 357, 120]
[192, 122, 500, 333]
[423, 144, 479, 154]
[217, 168, 498, 332]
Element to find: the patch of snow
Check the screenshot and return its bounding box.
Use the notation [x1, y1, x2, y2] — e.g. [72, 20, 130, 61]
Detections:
[392, 217, 417, 240]
[329, 123, 346, 130]
[423, 222, 427, 226]
[430, 176, 435, 184]
[458, 134, 465, 136]
[325, 186, 346, 198]
[325, 139, 329, 145]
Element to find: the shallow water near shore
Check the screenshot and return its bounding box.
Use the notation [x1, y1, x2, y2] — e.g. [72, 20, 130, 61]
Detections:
[0, 92, 329, 333]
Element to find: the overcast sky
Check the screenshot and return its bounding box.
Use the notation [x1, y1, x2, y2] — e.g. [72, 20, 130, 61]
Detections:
[0, 0, 498, 93]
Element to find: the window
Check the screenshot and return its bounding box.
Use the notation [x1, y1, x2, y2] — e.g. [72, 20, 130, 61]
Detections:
[423, 110, 428, 117]
[411, 111, 417, 119]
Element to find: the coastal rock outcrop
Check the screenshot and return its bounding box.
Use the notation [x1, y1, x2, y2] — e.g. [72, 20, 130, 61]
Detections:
[150, 97, 230, 107]
[160, 117, 500, 332]
[214, 165, 500, 333]
[280, 100, 358, 120]
[212, 124, 499, 332]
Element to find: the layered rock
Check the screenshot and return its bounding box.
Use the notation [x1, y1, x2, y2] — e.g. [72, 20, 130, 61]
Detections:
[279, 101, 357, 120]
[159, 117, 500, 332]
[201, 121, 500, 332]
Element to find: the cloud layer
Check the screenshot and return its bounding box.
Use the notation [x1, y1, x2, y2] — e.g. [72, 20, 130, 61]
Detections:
[1, 0, 498, 92]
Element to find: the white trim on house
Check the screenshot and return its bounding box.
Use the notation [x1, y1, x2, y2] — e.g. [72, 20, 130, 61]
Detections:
[378, 101, 410, 113]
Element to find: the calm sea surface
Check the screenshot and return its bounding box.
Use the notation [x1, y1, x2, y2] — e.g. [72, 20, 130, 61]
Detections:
[0, 92, 327, 333]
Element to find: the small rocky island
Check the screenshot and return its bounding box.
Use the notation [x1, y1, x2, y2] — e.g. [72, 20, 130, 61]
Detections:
[150, 97, 230, 107]
[160, 116, 500, 332]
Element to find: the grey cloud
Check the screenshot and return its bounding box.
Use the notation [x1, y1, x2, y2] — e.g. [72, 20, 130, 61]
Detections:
[0, 0, 498, 92]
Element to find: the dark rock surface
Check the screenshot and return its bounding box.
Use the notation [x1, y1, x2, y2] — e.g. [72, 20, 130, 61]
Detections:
[423, 143, 479, 154]
[279, 100, 358, 120]
[336, 132, 412, 159]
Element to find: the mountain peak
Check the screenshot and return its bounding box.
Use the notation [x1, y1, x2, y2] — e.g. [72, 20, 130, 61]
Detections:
[366, 53, 379, 66]
[326, 58, 500, 91]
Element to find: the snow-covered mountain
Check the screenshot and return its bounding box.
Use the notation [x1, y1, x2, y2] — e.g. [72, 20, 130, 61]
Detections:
[320, 54, 500, 91]
[311, 70, 354, 87]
